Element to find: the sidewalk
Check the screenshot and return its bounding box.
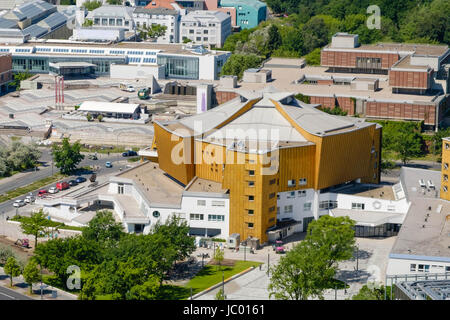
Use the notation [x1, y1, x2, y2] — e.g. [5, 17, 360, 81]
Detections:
[0, 266, 78, 300]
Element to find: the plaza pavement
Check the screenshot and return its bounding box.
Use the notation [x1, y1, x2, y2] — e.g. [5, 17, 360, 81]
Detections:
[194, 236, 397, 300]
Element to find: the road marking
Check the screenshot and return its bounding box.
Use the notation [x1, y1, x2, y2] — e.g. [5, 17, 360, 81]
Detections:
[0, 291, 17, 300]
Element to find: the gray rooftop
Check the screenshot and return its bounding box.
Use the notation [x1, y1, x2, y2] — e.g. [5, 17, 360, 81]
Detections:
[390, 167, 450, 262]
[396, 279, 450, 300]
[133, 7, 178, 15]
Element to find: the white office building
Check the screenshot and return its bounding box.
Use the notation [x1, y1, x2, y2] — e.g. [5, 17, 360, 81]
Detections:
[86, 5, 135, 31]
[133, 7, 180, 44]
[180, 10, 231, 48]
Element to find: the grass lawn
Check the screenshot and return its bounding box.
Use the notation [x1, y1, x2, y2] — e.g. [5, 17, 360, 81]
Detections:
[0, 173, 65, 203]
[10, 215, 85, 232]
[158, 260, 262, 300]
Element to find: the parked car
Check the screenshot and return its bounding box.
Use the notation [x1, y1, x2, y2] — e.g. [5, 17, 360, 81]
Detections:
[68, 180, 78, 186]
[56, 181, 70, 191]
[105, 161, 112, 168]
[24, 195, 35, 203]
[13, 199, 26, 207]
[75, 176, 87, 184]
[122, 150, 137, 157]
[48, 187, 59, 194]
[37, 189, 48, 197]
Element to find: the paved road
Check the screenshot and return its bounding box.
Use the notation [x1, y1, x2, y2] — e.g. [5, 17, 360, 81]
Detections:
[0, 285, 33, 300]
[0, 150, 131, 216]
[0, 149, 125, 195]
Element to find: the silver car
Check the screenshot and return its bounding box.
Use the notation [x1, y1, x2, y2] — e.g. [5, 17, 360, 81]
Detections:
[13, 199, 26, 207]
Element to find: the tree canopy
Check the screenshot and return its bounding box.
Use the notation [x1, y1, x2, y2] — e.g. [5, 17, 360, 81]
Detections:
[51, 137, 84, 174]
[19, 210, 55, 249]
[34, 213, 195, 299]
[269, 215, 356, 300]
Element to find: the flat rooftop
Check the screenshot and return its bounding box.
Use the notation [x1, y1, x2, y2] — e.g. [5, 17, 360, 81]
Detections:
[331, 183, 396, 201]
[391, 55, 430, 71]
[117, 161, 184, 207]
[0, 40, 229, 56]
[390, 167, 450, 260]
[185, 177, 228, 194]
[232, 65, 442, 103]
[330, 208, 404, 226]
[325, 42, 449, 57]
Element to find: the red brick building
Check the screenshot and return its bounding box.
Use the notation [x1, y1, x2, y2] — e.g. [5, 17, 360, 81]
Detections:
[0, 53, 12, 94]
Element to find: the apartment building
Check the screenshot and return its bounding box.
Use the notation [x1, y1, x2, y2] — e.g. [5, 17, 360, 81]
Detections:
[86, 5, 135, 31]
[180, 10, 231, 48]
[133, 7, 180, 43]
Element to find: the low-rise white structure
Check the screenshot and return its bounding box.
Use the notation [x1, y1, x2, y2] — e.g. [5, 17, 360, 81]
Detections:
[37, 162, 230, 238]
[86, 5, 135, 31]
[180, 10, 231, 48]
[386, 167, 450, 276]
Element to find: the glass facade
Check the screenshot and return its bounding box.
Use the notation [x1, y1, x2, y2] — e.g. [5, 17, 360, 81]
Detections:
[158, 54, 199, 80]
[353, 223, 401, 237]
[12, 55, 126, 75]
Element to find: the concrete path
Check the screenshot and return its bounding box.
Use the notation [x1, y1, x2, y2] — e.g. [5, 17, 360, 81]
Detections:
[194, 236, 397, 300]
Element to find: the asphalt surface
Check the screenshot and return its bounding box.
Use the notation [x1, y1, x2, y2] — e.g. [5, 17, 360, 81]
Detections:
[0, 285, 33, 300]
[0, 148, 132, 216]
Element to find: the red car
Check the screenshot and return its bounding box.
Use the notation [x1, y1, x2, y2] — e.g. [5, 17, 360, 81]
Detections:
[37, 189, 48, 197]
[56, 181, 70, 191]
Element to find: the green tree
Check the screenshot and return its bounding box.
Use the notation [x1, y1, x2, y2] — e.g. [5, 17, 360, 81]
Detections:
[6, 141, 41, 171]
[150, 215, 196, 263]
[269, 241, 336, 300]
[19, 210, 53, 249]
[306, 215, 356, 268]
[34, 236, 101, 289]
[83, 19, 94, 27]
[220, 54, 263, 79]
[267, 24, 282, 55]
[392, 128, 423, 164]
[0, 244, 16, 265]
[10, 71, 33, 90]
[82, 210, 124, 243]
[126, 275, 160, 300]
[304, 47, 321, 65]
[215, 288, 226, 300]
[86, 113, 92, 121]
[83, 0, 102, 11]
[352, 284, 393, 300]
[139, 24, 167, 40]
[213, 248, 224, 271]
[97, 114, 103, 122]
[301, 17, 329, 53]
[51, 137, 85, 174]
[431, 128, 450, 159]
[23, 259, 41, 294]
[106, 0, 122, 4]
[4, 257, 22, 287]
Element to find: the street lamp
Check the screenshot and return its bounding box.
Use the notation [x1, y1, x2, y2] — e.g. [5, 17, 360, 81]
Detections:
[222, 270, 225, 298]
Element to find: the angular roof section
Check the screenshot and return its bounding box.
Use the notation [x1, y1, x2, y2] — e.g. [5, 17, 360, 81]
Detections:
[157, 89, 378, 152]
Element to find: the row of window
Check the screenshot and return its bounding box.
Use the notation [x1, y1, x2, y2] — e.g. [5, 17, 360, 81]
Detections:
[129, 57, 141, 63]
[288, 179, 307, 187]
[279, 203, 312, 214]
[142, 58, 156, 63]
[197, 200, 225, 207]
[286, 190, 306, 199]
[189, 213, 225, 221]
[409, 264, 450, 272]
